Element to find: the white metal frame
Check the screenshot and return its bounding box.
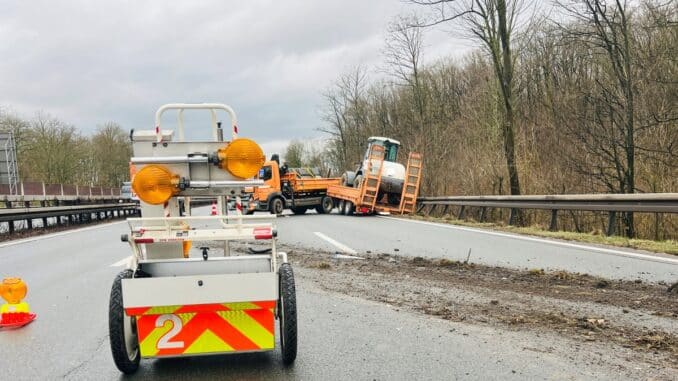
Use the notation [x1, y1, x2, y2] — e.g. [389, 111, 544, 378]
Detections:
[155, 103, 239, 142]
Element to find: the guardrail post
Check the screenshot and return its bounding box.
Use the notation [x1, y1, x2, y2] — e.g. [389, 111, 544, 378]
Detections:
[606, 211, 616, 236]
[458, 205, 466, 219]
[441, 205, 449, 216]
[508, 208, 517, 226]
[428, 204, 437, 216]
[416, 203, 425, 214]
[8, 221, 14, 234]
[479, 207, 487, 222]
[549, 210, 558, 231]
[20, 182, 24, 196]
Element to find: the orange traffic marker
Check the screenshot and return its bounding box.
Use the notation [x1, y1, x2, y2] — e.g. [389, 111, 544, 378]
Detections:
[210, 201, 218, 216]
[0, 277, 36, 328]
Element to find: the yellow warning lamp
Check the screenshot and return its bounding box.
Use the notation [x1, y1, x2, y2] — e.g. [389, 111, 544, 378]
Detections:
[217, 138, 265, 179]
[1, 277, 27, 305]
[131, 164, 180, 205]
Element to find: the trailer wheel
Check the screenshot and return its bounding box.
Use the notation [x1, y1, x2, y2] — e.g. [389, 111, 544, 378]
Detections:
[279, 263, 297, 365]
[338, 200, 346, 215]
[109, 269, 140, 374]
[343, 200, 354, 216]
[316, 196, 333, 214]
[291, 207, 307, 215]
[270, 198, 284, 215]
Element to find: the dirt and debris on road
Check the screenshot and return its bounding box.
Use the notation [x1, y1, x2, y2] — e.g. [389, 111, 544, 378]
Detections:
[276, 245, 677, 371]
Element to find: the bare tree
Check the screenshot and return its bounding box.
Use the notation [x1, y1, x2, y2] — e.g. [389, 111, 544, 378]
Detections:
[91, 122, 132, 187]
[556, 0, 639, 236]
[384, 15, 427, 134]
[411, 0, 525, 205]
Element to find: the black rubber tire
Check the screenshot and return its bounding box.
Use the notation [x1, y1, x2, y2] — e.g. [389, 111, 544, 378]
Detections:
[343, 200, 354, 216]
[291, 207, 307, 215]
[109, 269, 140, 374]
[338, 200, 346, 215]
[316, 196, 333, 214]
[270, 198, 284, 215]
[279, 263, 297, 365]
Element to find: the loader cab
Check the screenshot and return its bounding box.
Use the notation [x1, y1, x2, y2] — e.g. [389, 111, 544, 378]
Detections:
[365, 137, 400, 163]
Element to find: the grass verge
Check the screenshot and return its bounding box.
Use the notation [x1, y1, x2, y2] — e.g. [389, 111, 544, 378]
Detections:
[404, 214, 678, 255]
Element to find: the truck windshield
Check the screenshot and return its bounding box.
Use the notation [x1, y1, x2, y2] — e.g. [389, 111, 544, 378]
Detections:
[259, 166, 273, 181]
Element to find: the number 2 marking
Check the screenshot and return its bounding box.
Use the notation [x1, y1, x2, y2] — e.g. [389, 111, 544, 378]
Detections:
[156, 314, 184, 349]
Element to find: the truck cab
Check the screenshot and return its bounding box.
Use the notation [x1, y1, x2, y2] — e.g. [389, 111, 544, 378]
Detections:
[244, 158, 338, 215]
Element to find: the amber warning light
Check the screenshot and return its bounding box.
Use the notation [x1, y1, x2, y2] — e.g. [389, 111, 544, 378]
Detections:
[0, 277, 37, 328]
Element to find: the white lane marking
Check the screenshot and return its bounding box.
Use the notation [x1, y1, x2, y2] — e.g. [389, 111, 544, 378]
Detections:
[314, 232, 358, 255]
[378, 216, 678, 265]
[110, 256, 132, 267]
[333, 254, 365, 260]
[0, 221, 127, 249]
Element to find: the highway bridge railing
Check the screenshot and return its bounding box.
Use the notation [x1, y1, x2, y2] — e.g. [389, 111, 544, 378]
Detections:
[416, 193, 678, 236]
[0, 202, 139, 234]
[0, 181, 122, 205]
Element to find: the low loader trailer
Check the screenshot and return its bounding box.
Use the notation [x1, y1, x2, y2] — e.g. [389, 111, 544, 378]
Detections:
[327, 144, 423, 215]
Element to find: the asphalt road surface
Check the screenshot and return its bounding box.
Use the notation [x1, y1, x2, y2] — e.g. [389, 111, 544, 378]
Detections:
[0, 211, 676, 380]
[276, 211, 678, 283]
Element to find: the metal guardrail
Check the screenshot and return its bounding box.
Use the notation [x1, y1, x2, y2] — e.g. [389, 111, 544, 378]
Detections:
[0, 202, 139, 234]
[417, 193, 678, 236]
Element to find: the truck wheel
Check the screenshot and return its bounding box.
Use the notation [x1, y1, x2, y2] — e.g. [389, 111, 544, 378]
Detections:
[109, 269, 140, 374]
[270, 198, 284, 215]
[343, 201, 354, 216]
[316, 196, 333, 214]
[338, 200, 345, 215]
[291, 207, 307, 215]
[279, 263, 297, 365]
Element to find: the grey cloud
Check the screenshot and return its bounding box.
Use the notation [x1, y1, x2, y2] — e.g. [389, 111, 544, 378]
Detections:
[0, 0, 461, 148]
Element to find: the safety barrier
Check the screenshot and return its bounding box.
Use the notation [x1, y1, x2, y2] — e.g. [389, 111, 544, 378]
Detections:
[417, 193, 678, 236]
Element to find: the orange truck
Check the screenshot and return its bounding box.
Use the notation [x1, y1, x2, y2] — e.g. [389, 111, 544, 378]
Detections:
[327, 139, 423, 216]
[244, 157, 340, 215]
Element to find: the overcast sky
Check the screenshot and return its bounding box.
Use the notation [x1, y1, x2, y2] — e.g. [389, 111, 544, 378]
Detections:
[0, 0, 469, 156]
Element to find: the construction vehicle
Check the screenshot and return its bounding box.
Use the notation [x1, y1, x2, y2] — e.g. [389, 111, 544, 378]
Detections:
[340, 137, 406, 205]
[328, 140, 422, 215]
[244, 156, 339, 215]
[109, 103, 297, 374]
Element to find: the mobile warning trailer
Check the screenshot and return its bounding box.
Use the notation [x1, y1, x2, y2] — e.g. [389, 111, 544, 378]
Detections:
[327, 143, 423, 215]
[109, 103, 297, 374]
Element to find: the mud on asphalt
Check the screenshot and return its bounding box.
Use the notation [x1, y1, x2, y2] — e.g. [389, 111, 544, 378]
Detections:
[276, 245, 677, 371]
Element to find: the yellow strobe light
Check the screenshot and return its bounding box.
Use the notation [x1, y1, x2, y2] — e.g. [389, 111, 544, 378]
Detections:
[131, 164, 179, 205]
[217, 138, 265, 179]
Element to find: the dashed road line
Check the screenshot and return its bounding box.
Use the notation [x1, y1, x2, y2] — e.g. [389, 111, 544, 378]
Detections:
[110, 256, 132, 267]
[314, 232, 358, 255]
